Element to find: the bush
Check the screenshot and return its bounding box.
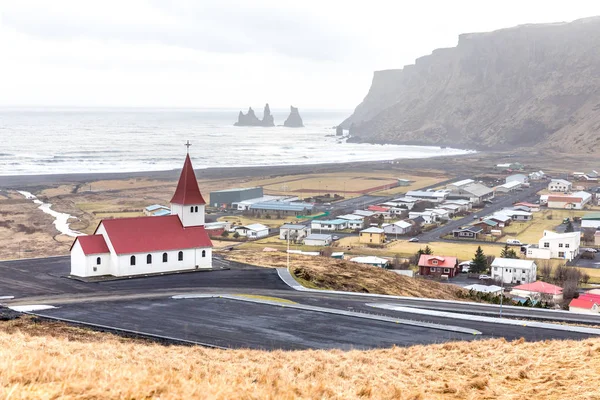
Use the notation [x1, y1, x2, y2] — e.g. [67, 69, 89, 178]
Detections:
[221, 231, 229, 237]
[233, 232, 240, 239]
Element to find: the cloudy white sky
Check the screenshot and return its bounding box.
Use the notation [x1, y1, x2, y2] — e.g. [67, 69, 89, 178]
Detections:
[1, 0, 600, 109]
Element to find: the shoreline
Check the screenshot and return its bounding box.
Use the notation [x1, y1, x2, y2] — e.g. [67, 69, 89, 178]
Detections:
[0, 153, 484, 189]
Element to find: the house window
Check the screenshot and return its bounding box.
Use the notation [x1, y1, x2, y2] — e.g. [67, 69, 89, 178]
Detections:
[195, 206, 199, 212]
[432, 260, 438, 265]
[96, 257, 101, 265]
[130, 255, 136, 266]
[544, 242, 550, 248]
[565, 244, 570, 248]
[494, 267, 498, 271]
[559, 243, 563, 248]
[444, 268, 450, 273]
[202, 250, 206, 258]
[178, 251, 183, 261]
[558, 252, 565, 258]
[147, 254, 152, 264]
[162, 252, 168, 263]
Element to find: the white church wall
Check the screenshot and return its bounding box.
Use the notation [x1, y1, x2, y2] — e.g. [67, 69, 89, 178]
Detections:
[114, 247, 212, 276]
[171, 203, 205, 227]
[96, 223, 120, 276]
[70, 240, 110, 277]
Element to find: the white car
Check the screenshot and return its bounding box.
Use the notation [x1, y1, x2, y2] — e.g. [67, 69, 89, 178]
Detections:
[479, 274, 491, 280]
[506, 239, 522, 245]
[583, 248, 598, 253]
[408, 238, 419, 242]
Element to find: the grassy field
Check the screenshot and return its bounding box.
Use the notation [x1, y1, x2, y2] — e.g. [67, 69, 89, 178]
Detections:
[502, 209, 589, 244]
[2, 315, 600, 399]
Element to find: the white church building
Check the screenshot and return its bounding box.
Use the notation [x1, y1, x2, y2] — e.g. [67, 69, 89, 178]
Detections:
[70, 153, 213, 277]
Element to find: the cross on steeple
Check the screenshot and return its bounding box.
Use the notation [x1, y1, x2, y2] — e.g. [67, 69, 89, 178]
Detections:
[185, 140, 192, 154]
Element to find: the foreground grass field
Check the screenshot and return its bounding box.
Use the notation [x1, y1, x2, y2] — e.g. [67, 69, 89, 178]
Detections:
[2, 316, 600, 400]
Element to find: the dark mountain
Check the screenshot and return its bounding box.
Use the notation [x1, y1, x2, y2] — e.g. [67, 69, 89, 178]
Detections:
[341, 17, 600, 153]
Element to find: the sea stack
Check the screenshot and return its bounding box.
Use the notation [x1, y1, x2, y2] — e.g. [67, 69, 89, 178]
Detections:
[234, 104, 275, 126]
[284, 106, 304, 127]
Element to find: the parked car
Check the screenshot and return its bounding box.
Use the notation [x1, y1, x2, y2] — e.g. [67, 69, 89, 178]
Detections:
[582, 248, 598, 253]
[479, 274, 491, 280]
[408, 237, 419, 242]
[506, 239, 522, 245]
[332, 235, 340, 240]
[472, 215, 479, 220]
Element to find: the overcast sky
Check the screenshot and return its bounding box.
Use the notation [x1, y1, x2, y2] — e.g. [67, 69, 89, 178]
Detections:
[1, 1, 600, 109]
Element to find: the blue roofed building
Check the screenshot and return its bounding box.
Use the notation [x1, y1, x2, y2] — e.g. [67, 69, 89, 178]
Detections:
[144, 204, 171, 216]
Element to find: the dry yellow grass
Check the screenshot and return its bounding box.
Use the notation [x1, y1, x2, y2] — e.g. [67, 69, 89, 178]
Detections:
[2, 316, 600, 400]
[503, 209, 588, 244]
[223, 250, 466, 300]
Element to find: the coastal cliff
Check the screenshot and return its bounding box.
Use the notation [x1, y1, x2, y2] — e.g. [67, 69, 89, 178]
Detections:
[284, 106, 304, 127]
[235, 103, 275, 127]
[342, 17, 600, 153]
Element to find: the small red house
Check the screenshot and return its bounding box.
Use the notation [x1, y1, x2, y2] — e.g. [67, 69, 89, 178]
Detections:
[418, 255, 459, 278]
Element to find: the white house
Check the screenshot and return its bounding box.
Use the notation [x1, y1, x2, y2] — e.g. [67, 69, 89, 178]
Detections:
[495, 181, 521, 193]
[234, 223, 270, 239]
[526, 230, 581, 261]
[279, 224, 310, 241]
[529, 171, 545, 181]
[547, 191, 592, 210]
[352, 210, 376, 218]
[405, 190, 449, 203]
[382, 220, 412, 236]
[510, 281, 564, 303]
[490, 258, 537, 285]
[70, 153, 213, 278]
[446, 179, 475, 192]
[449, 183, 494, 205]
[569, 298, 600, 314]
[428, 208, 450, 220]
[548, 179, 572, 192]
[496, 209, 532, 221]
[350, 256, 390, 268]
[506, 174, 528, 184]
[464, 284, 503, 295]
[390, 197, 419, 210]
[311, 219, 348, 231]
[443, 199, 472, 211]
[303, 233, 333, 246]
[337, 214, 364, 230]
[408, 210, 438, 224]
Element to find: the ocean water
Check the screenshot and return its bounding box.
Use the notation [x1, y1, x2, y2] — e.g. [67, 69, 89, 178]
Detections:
[0, 108, 472, 176]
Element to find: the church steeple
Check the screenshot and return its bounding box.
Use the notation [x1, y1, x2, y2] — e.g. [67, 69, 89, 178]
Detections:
[171, 147, 206, 227]
[170, 154, 206, 205]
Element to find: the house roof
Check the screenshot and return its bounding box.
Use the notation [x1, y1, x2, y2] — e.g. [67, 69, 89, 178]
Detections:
[489, 213, 512, 222]
[249, 202, 311, 212]
[418, 255, 457, 268]
[569, 298, 598, 309]
[514, 202, 538, 208]
[582, 212, 600, 220]
[579, 293, 600, 303]
[360, 227, 385, 234]
[337, 214, 364, 221]
[449, 179, 475, 187]
[367, 205, 390, 212]
[353, 210, 376, 217]
[239, 223, 269, 231]
[170, 154, 206, 205]
[550, 179, 572, 186]
[406, 190, 448, 198]
[145, 204, 169, 211]
[313, 219, 348, 225]
[73, 234, 110, 255]
[350, 256, 389, 265]
[391, 220, 412, 229]
[410, 216, 425, 224]
[512, 281, 563, 295]
[548, 195, 583, 203]
[454, 226, 483, 234]
[280, 224, 308, 229]
[497, 181, 521, 189]
[476, 219, 498, 227]
[461, 183, 494, 197]
[98, 215, 212, 255]
[304, 233, 332, 241]
[491, 258, 536, 270]
[464, 284, 503, 293]
[153, 209, 171, 216]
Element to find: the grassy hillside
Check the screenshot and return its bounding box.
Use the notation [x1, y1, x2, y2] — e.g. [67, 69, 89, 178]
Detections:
[223, 250, 467, 300]
[2, 316, 600, 399]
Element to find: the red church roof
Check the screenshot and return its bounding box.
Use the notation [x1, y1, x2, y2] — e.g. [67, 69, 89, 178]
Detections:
[512, 281, 563, 295]
[97, 215, 212, 255]
[72, 234, 110, 255]
[170, 154, 206, 205]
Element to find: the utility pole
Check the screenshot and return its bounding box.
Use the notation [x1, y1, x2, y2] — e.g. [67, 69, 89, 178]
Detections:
[499, 266, 505, 318]
[287, 231, 290, 271]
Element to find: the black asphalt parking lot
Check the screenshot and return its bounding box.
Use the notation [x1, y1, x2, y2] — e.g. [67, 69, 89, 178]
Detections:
[34, 297, 473, 350]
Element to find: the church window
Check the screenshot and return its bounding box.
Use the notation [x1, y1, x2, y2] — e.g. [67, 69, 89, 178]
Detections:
[96, 257, 101, 265]
[147, 254, 152, 264]
[178, 251, 183, 261]
[163, 252, 168, 262]
[130, 255, 136, 266]
[202, 250, 206, 258]
[190, 206, 194, 213]
[195, 206, 199, 212]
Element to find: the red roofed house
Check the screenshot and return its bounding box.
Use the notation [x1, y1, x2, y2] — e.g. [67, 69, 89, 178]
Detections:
[510, 281, 563, 303]
[569, 298, 599, 314]
[418, 255, 459, 278]
[70, 152, 213, 277]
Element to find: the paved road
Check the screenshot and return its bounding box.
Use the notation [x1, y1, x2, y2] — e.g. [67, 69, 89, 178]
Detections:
[3, 255, 600, 349]
[34, 297, 473, 350]
[419, 182, 545, 242]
